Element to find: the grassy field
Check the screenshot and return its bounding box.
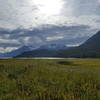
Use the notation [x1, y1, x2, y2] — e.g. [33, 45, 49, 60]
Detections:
[0, 59, 100, 100]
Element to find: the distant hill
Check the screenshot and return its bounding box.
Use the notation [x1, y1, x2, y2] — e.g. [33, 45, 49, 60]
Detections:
[15, 31, 100, 58]
[39, 44, 68, 50]
[57, 31, 100, 58]
[0, 46, 35, 58]
[16, 49, 58, 58]
[15, 44, 70, 58]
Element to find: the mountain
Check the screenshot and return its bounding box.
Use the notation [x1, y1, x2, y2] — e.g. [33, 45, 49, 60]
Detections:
[57, 31, 100, 58]
[15, 31, 100, 58]
[0, 46, 35, 58]
[15, 44, 70, 58]
[16, 49, 58, 58]
[39, 44, 68, 50]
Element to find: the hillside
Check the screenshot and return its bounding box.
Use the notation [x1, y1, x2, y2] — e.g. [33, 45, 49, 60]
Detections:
[0, 46, 34, 58]
[16, 49, 58, 58]
[16, 31, 100, 58]
[15, 44, 70, 58]
[57, 31, 100, 58]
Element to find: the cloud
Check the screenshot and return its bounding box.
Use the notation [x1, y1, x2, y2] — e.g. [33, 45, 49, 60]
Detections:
[97, 0, 100, 3]
[0, 24, 96, 52]
[0, 38, 20, 44]
[0, 47, 17, 53]
[0, 0, 100, 30]
[63, 0, 100, 16]
[46, 36, 64, 41]
[0, 0, 100, 53]
[0, 0, 38, 29]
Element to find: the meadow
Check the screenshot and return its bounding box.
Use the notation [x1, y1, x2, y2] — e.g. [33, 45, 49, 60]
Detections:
[0, 59, 100, 100]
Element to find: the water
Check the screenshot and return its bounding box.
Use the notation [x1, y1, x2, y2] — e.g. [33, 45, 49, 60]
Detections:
[17, 57, 77, 59]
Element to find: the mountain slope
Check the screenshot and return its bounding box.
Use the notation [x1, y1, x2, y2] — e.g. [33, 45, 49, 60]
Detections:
[16, 31, 100, 58]
[57, 31, 100, 58]
[16, 49, 59, 58]
[15, 44, 70, 58]
[0, 46, 34, 58]
[38, 44, 68, 50]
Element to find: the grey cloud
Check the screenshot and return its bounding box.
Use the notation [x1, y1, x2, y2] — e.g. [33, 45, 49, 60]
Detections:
[0, 25, 96, 52]
[0, 0, 38, 29]
[0, 47, 17, 53]
[0, 0, 100, 53]
[63, 0, 100, 16]
[0, 0, 100, 29]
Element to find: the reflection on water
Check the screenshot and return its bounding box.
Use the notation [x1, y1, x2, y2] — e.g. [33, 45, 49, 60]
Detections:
[18, 57, 77, 59]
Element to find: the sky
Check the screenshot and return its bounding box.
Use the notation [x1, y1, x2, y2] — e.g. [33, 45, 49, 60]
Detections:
[0, 0, 100, 53]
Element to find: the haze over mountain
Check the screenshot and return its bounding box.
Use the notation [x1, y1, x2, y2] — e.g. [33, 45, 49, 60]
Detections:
[0, 43, 70, 58]
[15, 44, 71, 58]
[0, 46, 35, 58]
[38, 44, 68, 50]
[57, 31, 100, 58]
[16, 31, 100, 58]
[0, 25, 93, 54]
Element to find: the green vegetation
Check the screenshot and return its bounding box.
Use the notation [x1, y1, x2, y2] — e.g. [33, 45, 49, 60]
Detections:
[0, 59, 100, 100]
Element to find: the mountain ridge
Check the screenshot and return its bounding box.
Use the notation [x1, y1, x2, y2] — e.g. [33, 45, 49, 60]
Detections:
[15, 44, 71, 58]
[0, 46, 35, 58]
[16, 31, 100, 58]
[57, 31, 100, 58]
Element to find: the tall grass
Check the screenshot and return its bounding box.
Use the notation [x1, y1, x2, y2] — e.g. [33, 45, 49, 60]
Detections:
[0, 59, 100, 100]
